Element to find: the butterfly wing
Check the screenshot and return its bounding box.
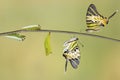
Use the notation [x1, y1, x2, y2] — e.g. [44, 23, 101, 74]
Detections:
[69, 48, 80, 69]
[63, 37, 80, 71]
[86, 4, 107, 32]
[69, 59, 78, 69]
[87, 4, 103, 17]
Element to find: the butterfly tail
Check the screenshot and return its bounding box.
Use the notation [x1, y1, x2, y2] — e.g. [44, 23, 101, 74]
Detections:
[65, 59, 68, 72]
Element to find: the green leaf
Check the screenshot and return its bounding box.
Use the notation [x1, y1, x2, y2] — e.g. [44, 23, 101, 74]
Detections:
[22, 24, 41, 31]
[5, 33, 26, 41]
[44, 32, 52, 56]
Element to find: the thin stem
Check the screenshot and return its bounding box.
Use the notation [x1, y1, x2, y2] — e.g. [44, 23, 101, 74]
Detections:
[0, 29, 120, 42]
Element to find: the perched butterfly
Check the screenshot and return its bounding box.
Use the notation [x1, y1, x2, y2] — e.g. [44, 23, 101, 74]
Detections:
[63, 37, 80, 72]
[86, 4, 118, 32]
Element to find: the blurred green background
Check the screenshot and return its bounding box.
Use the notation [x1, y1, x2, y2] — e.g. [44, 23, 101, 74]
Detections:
[0, 0, 120, 80]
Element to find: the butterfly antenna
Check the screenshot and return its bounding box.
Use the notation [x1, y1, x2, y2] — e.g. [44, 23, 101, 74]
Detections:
[108, 10, 118, 19]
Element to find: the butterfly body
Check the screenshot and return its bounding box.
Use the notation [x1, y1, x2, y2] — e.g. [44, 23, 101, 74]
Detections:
[86, 4, 117, 32]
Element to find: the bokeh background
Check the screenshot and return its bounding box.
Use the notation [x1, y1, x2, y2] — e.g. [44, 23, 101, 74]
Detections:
[0, 0, 120, 80]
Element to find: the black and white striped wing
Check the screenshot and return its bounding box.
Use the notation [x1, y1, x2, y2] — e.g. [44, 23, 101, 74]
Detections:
[86, 4, 106, 32]
[86, 4, 103, 17]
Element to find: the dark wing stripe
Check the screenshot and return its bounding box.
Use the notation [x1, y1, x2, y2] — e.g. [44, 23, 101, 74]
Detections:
[74, 58, 80, 65]
[86, 29, 98, 32]
[86, 22, 93, 25]
[86, 20, 93, 23]
[86, 22, 96, 25]
[90, 4, 104, 18]
[87, 12, 92, 16]
[87, 7, 96, 16]
[89, 4, 98, 15]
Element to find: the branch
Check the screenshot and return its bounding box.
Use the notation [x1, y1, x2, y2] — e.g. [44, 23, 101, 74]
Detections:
[0, 29, 120, 42]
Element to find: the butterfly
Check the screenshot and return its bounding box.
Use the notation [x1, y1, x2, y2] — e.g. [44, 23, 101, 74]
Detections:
[63, 37, 80, 72]
[86, 4, 118, 32]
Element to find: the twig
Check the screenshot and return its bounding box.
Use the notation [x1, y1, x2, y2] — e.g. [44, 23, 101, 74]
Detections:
[0, 29, 120, 42]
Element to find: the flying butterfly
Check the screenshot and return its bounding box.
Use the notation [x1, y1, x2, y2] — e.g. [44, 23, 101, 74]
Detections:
[63, 37, 80, 72]
[86, 4, 118, 32]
